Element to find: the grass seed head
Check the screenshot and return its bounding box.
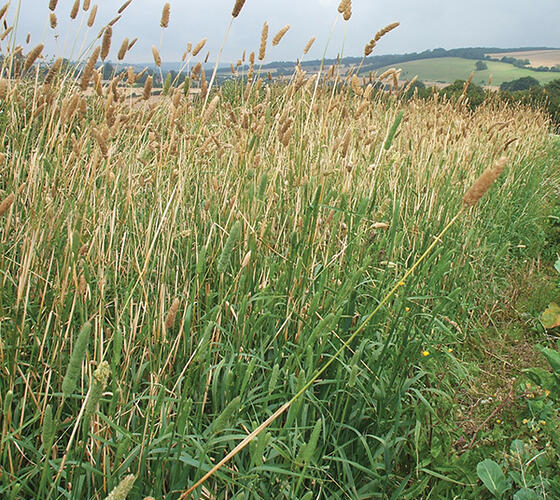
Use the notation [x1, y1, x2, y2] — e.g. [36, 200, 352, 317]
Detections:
[143, 75, 153, 100]
[165, 298, 181, 329]
[50, 12, 57, 29]
[118, 0, 133, 14]
[160, 2, 170, 28]
[106, 475, 136, 500]
[61, 322, 92, 397]
[83, 0, 91, 10]
[203, 95, 220, 124]
[45, 57, 63, 84]
[0, 193, 15, 217]
[272, 25, 290, 46]
[192, 38, 207, 57]
[23, 43, 44, 73]
[463, 156, 507, 207]
[87, 4, 97, 27]
[304, 37, 315, 55]
[117, 38, 129, 60]
[232, 0, 246, 18]
[70, 0, 80, 19]
[258, 22, 268, 60]
[101, 26, 112, 60]
[152, 45, 161, 67]
[81, 46, 100, 90]
[49, 0, 58, 11]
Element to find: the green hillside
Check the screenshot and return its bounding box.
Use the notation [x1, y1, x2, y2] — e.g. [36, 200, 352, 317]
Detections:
[374, 57, 560, 86]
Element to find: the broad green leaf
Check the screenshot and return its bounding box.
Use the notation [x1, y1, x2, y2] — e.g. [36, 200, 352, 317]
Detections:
[536, 345, 560, 373]
[540, 303, 560, 329]
[477, 459, 507, 498]
[513, 487, 542, 500]
[554, 258, 560, 275]
[510, 440, 525, 458]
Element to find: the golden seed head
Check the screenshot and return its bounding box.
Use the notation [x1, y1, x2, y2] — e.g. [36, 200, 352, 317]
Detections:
[83, 0, 91, 11]
[117, 0, 133, 14]
[463, 156, 507, 207]
[0, 192, 15, 217]
[192, 38, 207, 57]
[258, 22, 268, 60]
[203, 95, 220, 124]
[45, 57, 63, 84]
[50, 12, 58, 29]
[70, 0, 80, 19]
[87, 4, 97, 27]
[160, 2, 170, 28]
[23, 43, 44, 73]
[49, 0, 58, 11]
[81, 46, 100, 90]
[272, 25, 290, 46]
[304, 37, 315, 55]
[101, 26, 112, 60]
[152, 46, 161, 67]
[232, 0, 246, 18]
[117, 38, 129, 61]
[143, 75, 153, 100]
[165, 298, 180, 329]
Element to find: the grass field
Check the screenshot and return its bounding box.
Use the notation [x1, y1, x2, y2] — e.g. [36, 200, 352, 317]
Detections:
[375, 57, 560, 86]
[1, 2, 560, 499]
[487, 49, 560, 68]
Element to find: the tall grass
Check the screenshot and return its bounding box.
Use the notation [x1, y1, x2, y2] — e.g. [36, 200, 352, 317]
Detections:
[0, 1, 556, 498]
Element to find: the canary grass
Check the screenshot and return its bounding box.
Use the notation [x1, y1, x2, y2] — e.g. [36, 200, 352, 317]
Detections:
[0, 1, 556, 499]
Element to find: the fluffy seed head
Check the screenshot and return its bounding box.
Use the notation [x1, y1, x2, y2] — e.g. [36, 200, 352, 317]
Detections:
[117, 0, 133, 14]
[101, 26, 112, 60]
[0, 193, 15, 217]
[338, 0, 351, 20]
[203, 95, 220, 124]
[192, 38, 207, 57]
[165, 298, 180, 329]
[304, 37, 315, 55]
[143, 75, 153, 100]
[272, 25, 290, 46]
[152, 45, 161, 67]
[23, 44, 44, 73]
[45, 57, 63, 84]
[70, 0, 80, 19]
[258, 22, 268, 60]
[160, 2, 170, 28]
[81, 46, 100, 90]
[463, 156, 507, 207]
[106, 475, 136, 500]
[117, 38, 129, 60]
[232, 0, 246, 18]
[87, 4, 97, 26]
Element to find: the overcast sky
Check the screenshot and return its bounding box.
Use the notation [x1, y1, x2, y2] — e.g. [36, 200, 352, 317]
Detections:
[10, 0, 560, 64]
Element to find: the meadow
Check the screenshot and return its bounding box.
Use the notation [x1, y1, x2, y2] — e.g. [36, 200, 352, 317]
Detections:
[0, 1, 559, 499]
[375, 57, 560, 86]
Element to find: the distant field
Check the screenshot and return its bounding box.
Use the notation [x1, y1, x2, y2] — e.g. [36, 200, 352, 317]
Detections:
[374, 57, 560, 86]
[487, 49, 560, 68]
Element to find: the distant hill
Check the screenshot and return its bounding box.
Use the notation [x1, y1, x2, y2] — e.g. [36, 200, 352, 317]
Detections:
[486, 49, 560, 69]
